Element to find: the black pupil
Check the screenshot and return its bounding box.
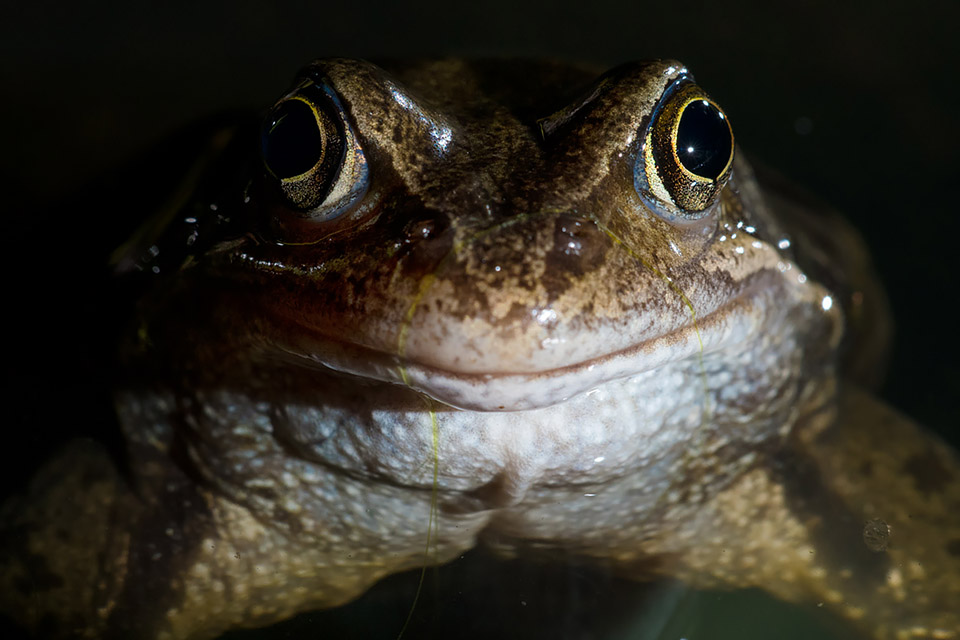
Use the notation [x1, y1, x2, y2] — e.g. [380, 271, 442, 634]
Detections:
[675, 100, 732, 180]
[261, 100, 324, 179]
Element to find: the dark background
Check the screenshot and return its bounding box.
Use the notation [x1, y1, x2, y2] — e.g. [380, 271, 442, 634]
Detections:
[1, 1, 958, 638]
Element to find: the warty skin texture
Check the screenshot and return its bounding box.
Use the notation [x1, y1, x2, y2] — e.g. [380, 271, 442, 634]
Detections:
[0, 59, 958, 639]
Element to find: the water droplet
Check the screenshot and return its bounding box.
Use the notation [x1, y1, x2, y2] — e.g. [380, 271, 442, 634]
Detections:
[863, 518, 890, 552]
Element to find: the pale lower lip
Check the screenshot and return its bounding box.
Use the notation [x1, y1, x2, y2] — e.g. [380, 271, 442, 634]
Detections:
[392, 298, 761, 411]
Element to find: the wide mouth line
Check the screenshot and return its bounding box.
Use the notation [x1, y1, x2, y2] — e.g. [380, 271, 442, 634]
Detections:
[397, 319, 703, 383]
[286, 281, 758, 386]
[396, 273, 773, 382]
[269, 266, 782, 411]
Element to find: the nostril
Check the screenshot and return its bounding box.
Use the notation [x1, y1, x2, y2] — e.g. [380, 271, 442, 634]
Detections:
[556, 216, 590, 256]
[551, 214, 609, 272]
[400, 206, 451, 246]
[395, 210, 456, 278]
[403, 217, 438, 242]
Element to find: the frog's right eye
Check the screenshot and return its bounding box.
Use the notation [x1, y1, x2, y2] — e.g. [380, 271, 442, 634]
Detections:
[260, 78, 368, 224]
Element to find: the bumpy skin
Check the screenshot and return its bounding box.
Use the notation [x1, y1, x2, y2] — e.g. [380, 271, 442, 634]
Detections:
[1, 59, 958, 639]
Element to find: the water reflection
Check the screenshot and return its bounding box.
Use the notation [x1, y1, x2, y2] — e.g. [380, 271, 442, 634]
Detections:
[220, 549, 850, 639]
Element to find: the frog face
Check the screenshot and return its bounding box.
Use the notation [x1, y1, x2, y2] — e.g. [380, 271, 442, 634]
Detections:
[148, 58, 839, 417]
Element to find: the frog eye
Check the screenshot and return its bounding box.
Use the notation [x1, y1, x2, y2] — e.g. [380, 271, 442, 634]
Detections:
[635, 80, 734, 217]
[260, 78, 368, 222]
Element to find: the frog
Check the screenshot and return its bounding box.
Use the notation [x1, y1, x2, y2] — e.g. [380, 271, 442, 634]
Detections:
[1, 58, 958, 640]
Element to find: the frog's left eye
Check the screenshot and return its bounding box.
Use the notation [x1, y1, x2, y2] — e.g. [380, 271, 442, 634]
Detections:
[260, 78, 368, 223]
[635, 80, 734, 218]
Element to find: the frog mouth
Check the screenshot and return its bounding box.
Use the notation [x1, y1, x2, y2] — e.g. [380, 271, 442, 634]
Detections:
[282, 279, 782, 412]
[391, 293, 765, 411]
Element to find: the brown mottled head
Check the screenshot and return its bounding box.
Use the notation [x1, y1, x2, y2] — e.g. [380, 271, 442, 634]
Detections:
[129, 58, 841, 410]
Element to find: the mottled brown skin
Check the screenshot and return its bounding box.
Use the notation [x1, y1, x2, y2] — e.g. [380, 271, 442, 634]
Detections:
[1, 59, 958, 639]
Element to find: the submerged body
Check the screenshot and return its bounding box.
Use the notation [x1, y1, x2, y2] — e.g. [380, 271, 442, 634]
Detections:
[1, 59, 958, 639]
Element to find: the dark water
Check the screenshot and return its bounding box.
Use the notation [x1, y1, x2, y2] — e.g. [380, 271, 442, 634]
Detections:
[218, 550, 852, 639]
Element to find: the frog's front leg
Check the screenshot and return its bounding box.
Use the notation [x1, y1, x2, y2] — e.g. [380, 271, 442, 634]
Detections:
[0, 436, 485, 639]
[627, 388, 959, 639]
[780, 387, 960, 639]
